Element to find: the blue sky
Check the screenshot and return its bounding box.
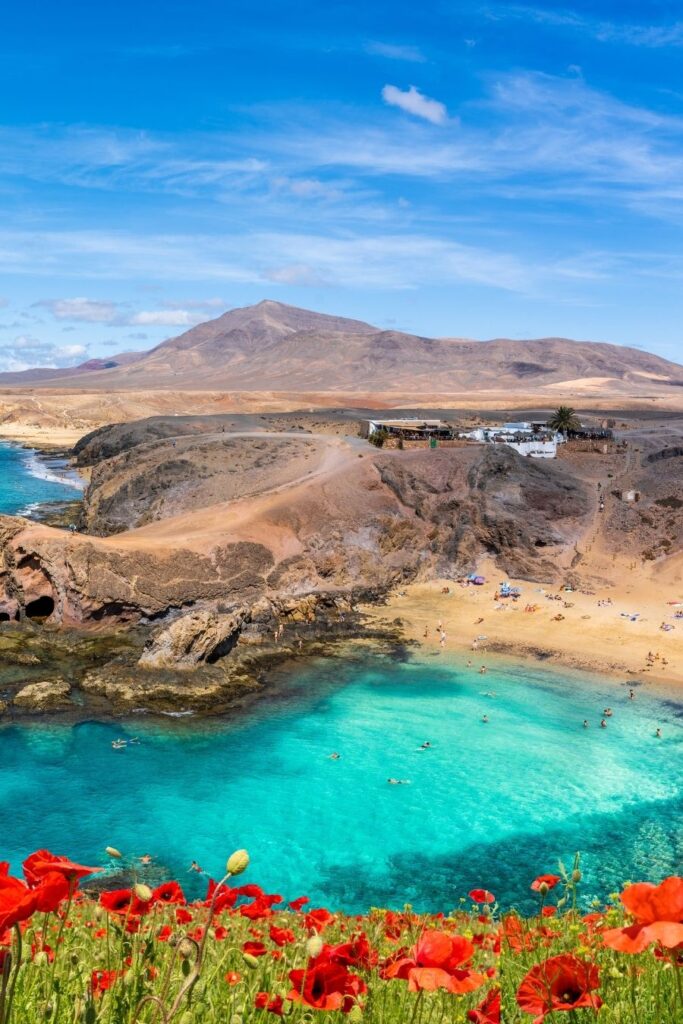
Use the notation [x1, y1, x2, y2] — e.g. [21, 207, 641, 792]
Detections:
[2, 0, 683, 370]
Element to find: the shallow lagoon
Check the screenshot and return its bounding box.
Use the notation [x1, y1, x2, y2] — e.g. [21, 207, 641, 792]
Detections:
[1, 653, 681, 913]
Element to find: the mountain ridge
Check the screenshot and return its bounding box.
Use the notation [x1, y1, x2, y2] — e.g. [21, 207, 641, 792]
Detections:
[1, 299, 680, 394]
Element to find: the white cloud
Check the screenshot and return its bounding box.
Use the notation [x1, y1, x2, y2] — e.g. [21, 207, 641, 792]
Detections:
[57, 343, 88, 358]
[365, 42, 426, 63]
[381, 84, 449, 124]
[129, 309, 205, 326]
[0, 335, 88, 372]
[494, 6, 683, 48]
[35, 297, 121, 323]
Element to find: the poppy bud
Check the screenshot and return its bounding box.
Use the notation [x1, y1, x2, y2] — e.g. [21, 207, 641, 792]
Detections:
[306, 935, 323, 958]
[105, 847, 122, 859]
[571, 869, 582, 883]
[348, 1007, 364, 1022]
[538, 882, 549, 896]
[134, 883, 153, 903]
[177, 938, 195, 959]
[226, 849, 250, 876]
[179, 1013, 194, 1024]
[241, 952, 259, 969]
[33, 951, 49, 967]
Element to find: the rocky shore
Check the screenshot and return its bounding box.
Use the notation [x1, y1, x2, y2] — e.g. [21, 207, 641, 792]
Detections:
[0, 590, 408, 722]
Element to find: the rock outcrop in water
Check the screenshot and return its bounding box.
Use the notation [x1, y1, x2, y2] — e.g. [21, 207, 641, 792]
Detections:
[13, 679, 72, 711]
[138, 608, 247, 669]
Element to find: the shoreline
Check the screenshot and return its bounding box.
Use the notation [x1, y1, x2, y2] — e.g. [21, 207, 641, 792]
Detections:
[362, 569, 683, 688]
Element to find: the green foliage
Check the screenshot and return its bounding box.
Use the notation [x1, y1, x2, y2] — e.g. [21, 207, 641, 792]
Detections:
[368, 428, 389, 448]
[548, 405, 581, 435]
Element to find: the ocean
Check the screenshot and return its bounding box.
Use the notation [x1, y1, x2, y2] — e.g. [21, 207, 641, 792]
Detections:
[0, 653, 680, 913]
[0, 440, 84, 515]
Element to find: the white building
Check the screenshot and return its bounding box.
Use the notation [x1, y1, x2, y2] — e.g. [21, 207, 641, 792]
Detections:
[458, 423, 563, 458]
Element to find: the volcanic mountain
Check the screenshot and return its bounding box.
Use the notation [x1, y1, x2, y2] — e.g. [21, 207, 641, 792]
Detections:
[1, 300, 681, 394]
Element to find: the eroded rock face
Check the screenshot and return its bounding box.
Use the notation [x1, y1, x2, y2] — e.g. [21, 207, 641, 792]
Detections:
[13, 680, 72, 711]
[0, 438, 593, 629]
[138, 608, 247, 669]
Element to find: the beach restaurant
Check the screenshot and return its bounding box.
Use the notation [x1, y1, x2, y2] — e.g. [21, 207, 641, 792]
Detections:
[361, 418, 454, 441]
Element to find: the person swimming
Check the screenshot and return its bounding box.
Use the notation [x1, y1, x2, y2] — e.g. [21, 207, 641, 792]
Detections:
[139, 854, 153, 865]
[188, 860, 204, 874]
[600, 719, 607, 728]
[583, 720, 589, 728]
[387, 778, 411, 785]
[655, 728, 662, 738]
[482, 715, 489, 723]
[328, 752, 341, 760]
[420, 741, 432, 749]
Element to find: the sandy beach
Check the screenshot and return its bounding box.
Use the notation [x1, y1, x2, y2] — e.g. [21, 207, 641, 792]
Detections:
[363, 559, 683, 687]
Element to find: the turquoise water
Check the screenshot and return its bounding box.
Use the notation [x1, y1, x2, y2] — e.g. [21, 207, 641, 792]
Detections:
[1, 654, 681, 913]
[0, 440, 83, 515]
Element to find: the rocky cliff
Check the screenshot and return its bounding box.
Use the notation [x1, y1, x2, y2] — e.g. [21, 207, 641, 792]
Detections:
[0, 427, 592, 630]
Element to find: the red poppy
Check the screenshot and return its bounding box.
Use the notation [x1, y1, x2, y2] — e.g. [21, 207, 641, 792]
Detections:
[288, 960, 366, 1013]
[91, 969, 122, 997]
[469, 889, 495, 905]
[603, 876, 683, 953]
[503, 915, 535, 953]
[241, 899, 275, 921]
[516, 954, 602, 1023]
[149, 880, 184, 906]
[0, 871, 69, 931]
[23, 851, 100, 887]
[383, 931, 486, 994]
[467, 988, 501, 1024]
[225, 971, 242, 985]
[205, 878, 238, 912]
[99, 889, 134, 915]
[530, 875, 561, 893]
[255, 992, 285, 1016]
[243, 941, 268, 957]
[290, 896, 309, 911]
[305, 907, 335, 933]
[328, 933, 377, 969]
[269, 925, 296, 946]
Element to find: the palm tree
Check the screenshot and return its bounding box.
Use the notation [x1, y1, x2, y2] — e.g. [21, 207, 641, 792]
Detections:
[548, 405, 581, 438]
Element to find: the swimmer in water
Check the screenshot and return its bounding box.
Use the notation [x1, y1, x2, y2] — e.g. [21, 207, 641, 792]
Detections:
[387, 779, 411, 785]
[328, 752, 341, 760]
[139, 854, 153, 865]
[188, 860, 204, 874]
[583, 720, 589, 728]
[655, 728, 662, 738]
[420, 741, 432, 749]
[482, 715, 489, 723]
[600, 719, 607, 728]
